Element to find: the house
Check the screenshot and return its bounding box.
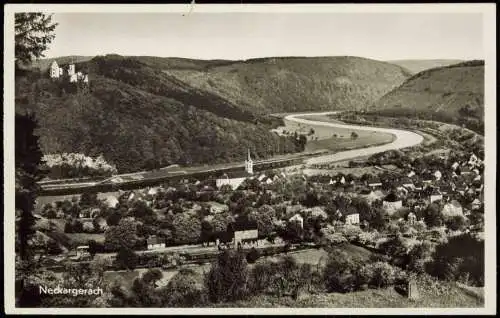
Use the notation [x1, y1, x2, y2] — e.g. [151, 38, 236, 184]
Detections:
[345, 207, 360, 225]
[367, 177, 382, 189]
[289, 213, 304, 229]
[461, 166, 473, 175]
[407, 212, 417, 225]
[407, 171, 416, 178]
[75, 245, 90, 258]
[49, 61, 65, 78]
[434, 170, 442, 180]
[232, 222, 259, 248]
[147, 236, 166, 250]
[430, 188, 443, 203]
[104, 195, 119, 208]
[401, 177, 415, 190]
[304, 206, 328, 220]
[451, 162, 460, 171]
[383, 192, 402, 215]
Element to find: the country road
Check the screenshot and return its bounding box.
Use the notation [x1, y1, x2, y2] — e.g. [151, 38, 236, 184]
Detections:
[284, 112, 424, 165]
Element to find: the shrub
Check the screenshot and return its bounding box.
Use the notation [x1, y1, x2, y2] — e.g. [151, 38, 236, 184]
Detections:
[246, 247, 261, 264]
[158, 268, 207, 307]
[205, 249, 249, 303]
[365, 261, 397, 288]
[323, 251, 360, 293]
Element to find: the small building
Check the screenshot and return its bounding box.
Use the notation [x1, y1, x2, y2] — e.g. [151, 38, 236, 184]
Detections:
[367, 177, 382, 189]
[345, 211, 360, 225]
[289, 213, 304, 229]
[451, 162, 460, 171]
[461, 167, 473, 175]
[407, 212, 417, 225]
[430, 188, 443, 203]
[233, 223, 259, 248]
[147, 236, 166, 250]
[104, 195, 119, 208]
[434, 170, 442, 181]
[49, 61, 61, 78]
[75, 245, 90, 258]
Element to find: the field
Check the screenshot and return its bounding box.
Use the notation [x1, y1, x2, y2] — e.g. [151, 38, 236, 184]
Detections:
[282, 115, 396, 153]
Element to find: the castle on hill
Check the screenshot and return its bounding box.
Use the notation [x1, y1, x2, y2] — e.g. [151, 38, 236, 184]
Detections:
[49, 60, 89, 84]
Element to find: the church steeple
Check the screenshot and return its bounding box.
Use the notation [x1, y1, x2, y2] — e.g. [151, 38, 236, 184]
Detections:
[245, 148, 253, 175]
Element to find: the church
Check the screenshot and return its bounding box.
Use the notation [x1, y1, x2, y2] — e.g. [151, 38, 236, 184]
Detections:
[215, 149, 254, 190]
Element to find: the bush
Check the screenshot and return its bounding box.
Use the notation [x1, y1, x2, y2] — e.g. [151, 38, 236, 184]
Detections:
[323, 251, 360, 293]
[246, 247, 261, 264]
[364, 261, 397, 288]
[158, 268, 207, 307]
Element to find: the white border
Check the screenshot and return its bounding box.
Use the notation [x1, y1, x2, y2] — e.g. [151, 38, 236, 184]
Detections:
[4, 3, 496, 315]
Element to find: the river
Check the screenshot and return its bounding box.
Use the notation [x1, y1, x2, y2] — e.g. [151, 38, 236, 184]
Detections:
[284, 112, 424, 165]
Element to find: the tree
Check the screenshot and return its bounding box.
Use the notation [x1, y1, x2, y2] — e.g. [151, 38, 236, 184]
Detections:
[115, 246, 139, 270]
[104, 218, 139, 251]
[172, 213, 202, 245]
[445, 215, 467, 232]
[205, 249, 249, 303]
[428, 233, 484, 286]
[16, 113, 44, 262]
[15, 13, 58, 68]
[351, 131, 359, 139]
[423, 203, 444, 228]
[323, 250, 360, 293]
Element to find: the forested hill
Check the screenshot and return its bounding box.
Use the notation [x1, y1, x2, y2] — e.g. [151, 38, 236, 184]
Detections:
[373, 60, 484, 134]
[15, 54, 411, 173]
[160, 55, 412, 115]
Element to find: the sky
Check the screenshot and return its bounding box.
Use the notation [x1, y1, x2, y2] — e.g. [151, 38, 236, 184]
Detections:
[43, 12, 484, 61]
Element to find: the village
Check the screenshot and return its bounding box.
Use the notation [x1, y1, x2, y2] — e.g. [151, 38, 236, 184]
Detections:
[31, 141, 484, 274]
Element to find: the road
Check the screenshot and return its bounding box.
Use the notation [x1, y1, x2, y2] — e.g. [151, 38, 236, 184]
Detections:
[284, 112, 424, 165]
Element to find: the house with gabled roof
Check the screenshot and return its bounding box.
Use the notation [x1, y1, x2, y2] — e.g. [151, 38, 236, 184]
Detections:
[430, 187, 443, 203]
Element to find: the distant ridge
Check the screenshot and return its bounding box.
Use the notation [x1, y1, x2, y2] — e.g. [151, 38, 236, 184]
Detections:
[387, 59, 465, 74]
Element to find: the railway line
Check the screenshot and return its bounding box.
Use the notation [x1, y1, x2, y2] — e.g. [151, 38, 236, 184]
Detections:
[38, 111, 425, 196]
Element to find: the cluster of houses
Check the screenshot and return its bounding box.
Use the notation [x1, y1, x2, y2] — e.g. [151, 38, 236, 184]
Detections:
[49, 60, 89, 84]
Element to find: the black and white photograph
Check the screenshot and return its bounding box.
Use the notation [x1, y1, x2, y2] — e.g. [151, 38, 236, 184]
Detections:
[4, 3, 496, 315]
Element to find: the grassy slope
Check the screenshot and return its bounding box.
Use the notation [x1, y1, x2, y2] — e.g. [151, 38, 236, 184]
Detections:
[215, 282, 483, 308]
[373, 61, 484, 131]
[388, 59, 464, 74]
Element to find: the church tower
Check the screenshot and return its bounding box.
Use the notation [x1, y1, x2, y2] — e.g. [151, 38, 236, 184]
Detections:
[245, 149, 253, 175]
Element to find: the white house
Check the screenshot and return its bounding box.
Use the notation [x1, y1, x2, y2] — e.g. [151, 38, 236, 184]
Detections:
[434, 170, 442, 180]
[430, 188, 443, 203]
[147, 236, 166, 250]
[50, 61, 61, 78]
[68, 64, 75, 76]
[289, 213, 304, 229]
[104, 195, 119, 208]
[407, 212, 417, 225]
[234, 226, 259, 248]
[345, 213, 360, 225]
[451, 162, 460, 171]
